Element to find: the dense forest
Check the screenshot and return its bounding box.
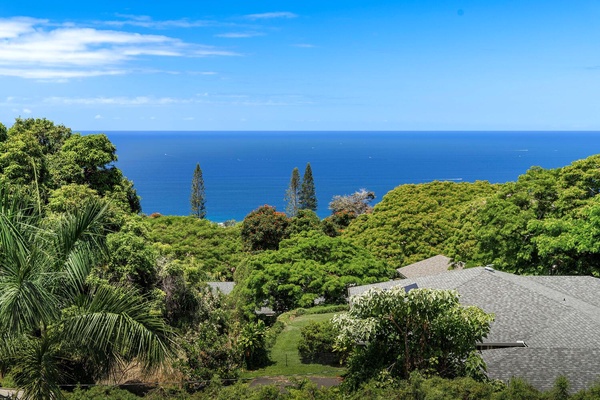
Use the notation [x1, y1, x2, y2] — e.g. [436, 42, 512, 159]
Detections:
[0, 118, 599, 399]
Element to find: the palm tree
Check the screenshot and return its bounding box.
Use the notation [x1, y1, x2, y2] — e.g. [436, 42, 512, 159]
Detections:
[0, 192, 174, 399]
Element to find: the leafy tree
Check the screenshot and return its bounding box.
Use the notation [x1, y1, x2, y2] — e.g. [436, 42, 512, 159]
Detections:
[0, 129, 47, 194]
[0, 122, 7, 142]
[190, 163, 206, 219]
[287, 209, 321, 236]
[104, 219, 159, 293]
[144, 216, 243, 281]
[473, 155, 600, 275]
[322, 210, 357, 237]
[241, 205, 289, 252]
[236, 231, 395, 313]
[47, 184, 101, 214]
[299, 163, 317, 211]
[284, 167, 301, 217]
[344, 181, 498, 268]
[50, 133, 117, 191]
[0, 193, 174, 399]
[334, 287, 494, 389]
[8, 117, 72, 155]
[329, 189, 375, 215]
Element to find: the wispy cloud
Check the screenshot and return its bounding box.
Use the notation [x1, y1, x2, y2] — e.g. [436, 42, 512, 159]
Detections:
[104, 14, 220, 29]
[215, 32, 264, 38]
[42, 93, 314, 107]
[244, 12, 298, 20]
[44, 96, 195, 106]
[0, 17, 237, 80]
[292, 43, 316, 48]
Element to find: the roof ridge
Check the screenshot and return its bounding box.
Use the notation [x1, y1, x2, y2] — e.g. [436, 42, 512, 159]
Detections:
[491, 270, 600, 325]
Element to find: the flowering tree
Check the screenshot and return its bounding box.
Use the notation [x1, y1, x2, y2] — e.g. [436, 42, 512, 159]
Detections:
[334, 287, 494, 388]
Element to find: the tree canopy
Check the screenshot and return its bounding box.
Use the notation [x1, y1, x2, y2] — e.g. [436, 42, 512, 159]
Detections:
[343, 181, 498, 268]
[0, 118, 140, 215]
[235, 231, 395, 314]
[334, 287, 494, 388]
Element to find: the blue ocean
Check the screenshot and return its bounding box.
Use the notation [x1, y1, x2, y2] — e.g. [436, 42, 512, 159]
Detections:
[101, 131, 600, 222]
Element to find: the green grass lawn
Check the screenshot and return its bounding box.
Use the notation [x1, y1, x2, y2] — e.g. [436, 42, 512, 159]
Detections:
[241, 312, 345, 378]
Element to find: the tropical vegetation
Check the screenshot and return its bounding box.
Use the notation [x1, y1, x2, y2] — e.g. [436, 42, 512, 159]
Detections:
[2, 117, 600, 398]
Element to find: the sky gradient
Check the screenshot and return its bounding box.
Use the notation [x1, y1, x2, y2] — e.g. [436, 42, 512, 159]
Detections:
[1, 1, 600, 131]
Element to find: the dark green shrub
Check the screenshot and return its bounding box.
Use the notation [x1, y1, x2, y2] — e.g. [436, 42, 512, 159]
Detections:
[297, 320, 343, 365]
[65, 386, 140, 399]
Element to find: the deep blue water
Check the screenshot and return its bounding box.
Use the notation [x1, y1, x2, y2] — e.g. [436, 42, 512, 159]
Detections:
[98, 131, 600, 222]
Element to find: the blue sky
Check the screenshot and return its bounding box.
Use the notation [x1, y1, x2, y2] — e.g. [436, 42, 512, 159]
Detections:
[1, 1, 600, 131]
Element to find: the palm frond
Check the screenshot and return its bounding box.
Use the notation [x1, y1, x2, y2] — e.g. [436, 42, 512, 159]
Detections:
[51, 199, 109, 268]
[12, 334, 65, 400]
[61, 284, 175, 374]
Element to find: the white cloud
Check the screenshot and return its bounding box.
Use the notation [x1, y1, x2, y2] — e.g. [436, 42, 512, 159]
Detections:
[22, 108, 32, 114]
[0, 68, 127, 79]
[244, 12, 298, 20]
[0, 17, 44, 39]
[44, 96, 194, 106]
[42, 94, 314, 107]
[94, 114, 102, 119]
[292, 43, 316, 48]
[105, 14, 218, 29]
[0, 17, 237, 80]
[215, 32, 264, 38]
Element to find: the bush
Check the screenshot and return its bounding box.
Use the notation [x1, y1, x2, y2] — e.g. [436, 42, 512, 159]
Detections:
[65, 386, 140, 400]
[298, 320, 343, 365]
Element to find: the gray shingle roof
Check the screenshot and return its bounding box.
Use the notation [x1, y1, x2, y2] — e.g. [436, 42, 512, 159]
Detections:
[396, 255, 455, 279]
[207, 281, 236, 295]
[347, 267, 600, 392]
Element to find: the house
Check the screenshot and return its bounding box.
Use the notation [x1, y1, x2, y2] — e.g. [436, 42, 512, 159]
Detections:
[348, 266, 600, 392]
[396, 254, 458, 279]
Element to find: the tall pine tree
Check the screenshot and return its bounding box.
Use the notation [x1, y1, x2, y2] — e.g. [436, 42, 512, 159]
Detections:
[284, 167, 300, 217]
[299, 162, 317, 211]
[190, 163, 206, 219]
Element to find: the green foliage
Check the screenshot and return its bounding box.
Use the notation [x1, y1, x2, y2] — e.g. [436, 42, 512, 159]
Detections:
[65, 386, 140, 400]
[0, 195, 174, 399]
[334, 287, 494, 389]
[475, 156, 600, 275]
[104, 218, 158, 292]
[0, 122, 7, 142]
[8, 117, 72, 155]
[0, 118, 140, 214]
[299, 163, 317, 211]
[322, 210, 357, 237]
[238, 320, 269, 369]
[190, 163, 206, 219]
[549, 375, 570, 400]
[287, 209, 321, 236]
[285, 167, 300, 217]
[344, 181, 498, 268]
[158, 260, 201, 329]
[144, 216, 243, 281]
[175, 290, 241, 391]
[298, 319, 344, 364]
[236, 231, 395, 313]
[241, 205, 290, 252]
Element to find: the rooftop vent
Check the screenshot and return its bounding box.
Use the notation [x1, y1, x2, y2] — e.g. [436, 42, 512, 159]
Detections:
[484, 265, 495, 272]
